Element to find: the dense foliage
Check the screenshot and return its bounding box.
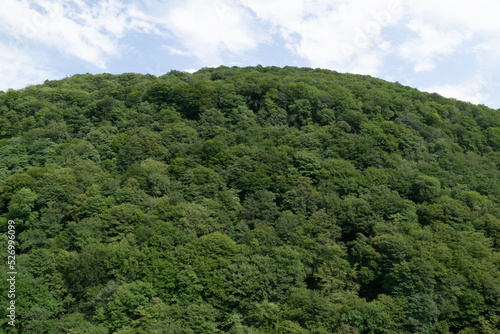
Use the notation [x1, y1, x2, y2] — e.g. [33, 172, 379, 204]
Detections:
[1, 66, 500, 333]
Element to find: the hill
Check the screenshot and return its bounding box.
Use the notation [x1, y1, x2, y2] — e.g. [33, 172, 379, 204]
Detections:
[1, 66, 500, 333]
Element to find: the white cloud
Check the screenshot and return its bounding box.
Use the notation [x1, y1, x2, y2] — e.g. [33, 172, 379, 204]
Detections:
[0, 0, 156, 69]
[398, 20, 470, 73]
[242, 0, 404, 75]
[424, 83, 481, 105]
[165, 46, 191, 57]
[0, 43, 60, 90]
[241, 0, 306, 28]
[413, 60, 435, 73]
[423, 72, 500, 107]
[473, 39, 500, 70]
[148, 0, 267, 64]
[406, 0, 500, 32]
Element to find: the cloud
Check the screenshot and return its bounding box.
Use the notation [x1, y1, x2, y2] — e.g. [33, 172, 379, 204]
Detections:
[406, 0, 500, 32]
[237, 0, 499, 81]
[391, 1, 500, 77]
[424, 71, 500, 107]
[242, 0, 404, 75]
[0, 42, 60, 90]
[473, 39, 500, 71]
[165, 46, 191, 57]
[424, 83, 481, 105]
[147, 0, 267, 64]
[398, 20, 471, 73]
[0, 0, 156, 69]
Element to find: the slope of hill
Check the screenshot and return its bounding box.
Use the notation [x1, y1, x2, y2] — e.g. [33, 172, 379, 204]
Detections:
[1, 66, 500, 333]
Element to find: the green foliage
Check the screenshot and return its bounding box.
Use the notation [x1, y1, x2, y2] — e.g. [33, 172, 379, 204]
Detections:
[1, 67, 500, 333]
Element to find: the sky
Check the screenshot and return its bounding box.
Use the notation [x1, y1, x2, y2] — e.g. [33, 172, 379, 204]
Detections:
[1, 0, 499, 109]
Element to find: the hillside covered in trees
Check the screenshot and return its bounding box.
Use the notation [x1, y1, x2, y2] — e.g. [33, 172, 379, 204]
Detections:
[1, 66, 500, 333]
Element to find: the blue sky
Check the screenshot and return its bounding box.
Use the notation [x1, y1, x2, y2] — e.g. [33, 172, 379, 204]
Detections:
[1, 0, 499, 109]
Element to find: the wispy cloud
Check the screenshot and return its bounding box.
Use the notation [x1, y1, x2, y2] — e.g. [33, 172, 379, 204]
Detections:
[1, 0, 156, 69]
[0, 42, 60, 90]
[242, 0, 404, 75]
[424, 71, 500, 107]
[398, 20, 471, 73]
[147, 0, 268, 65]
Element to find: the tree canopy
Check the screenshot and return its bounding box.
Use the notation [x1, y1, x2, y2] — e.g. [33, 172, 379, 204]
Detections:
[1, 66, 500, 333]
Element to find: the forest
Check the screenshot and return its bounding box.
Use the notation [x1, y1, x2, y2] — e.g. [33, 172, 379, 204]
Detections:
[1, 66, 500, 333]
